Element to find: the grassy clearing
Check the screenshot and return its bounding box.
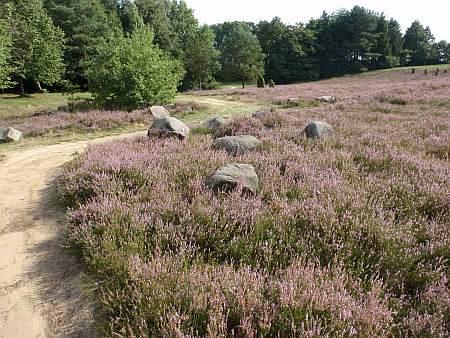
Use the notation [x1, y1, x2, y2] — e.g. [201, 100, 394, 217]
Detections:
[217, 81, 257, 89]
[0, 92, 92, 118]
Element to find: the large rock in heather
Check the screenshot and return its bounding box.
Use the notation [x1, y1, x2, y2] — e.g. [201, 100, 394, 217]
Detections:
[206, 163, 258, 194]
[304, 121, 333, 139]
[0, 127, 22, 142]
[32, 109, 57, 117]
[149, 105, 170, 119]
[149, 116, 190, 139]
[203, 116, 226, 130]
[317, 96, 336, 103]
[252, 111, 266, 119]
[213, 135, 262, 155]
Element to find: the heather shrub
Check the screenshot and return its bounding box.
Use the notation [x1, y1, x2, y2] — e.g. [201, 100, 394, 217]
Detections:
[59, 71, 450, 336]
[85, 26, 184, 110]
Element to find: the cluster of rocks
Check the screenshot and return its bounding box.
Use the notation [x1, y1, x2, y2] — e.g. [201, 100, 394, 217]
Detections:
[0, 127, 22, 142]
[147, 104, 333, 195]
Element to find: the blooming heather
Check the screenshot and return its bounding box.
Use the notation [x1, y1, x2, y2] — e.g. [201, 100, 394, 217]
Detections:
[0, 109, 149, 137]
[59, 70, 450, 337]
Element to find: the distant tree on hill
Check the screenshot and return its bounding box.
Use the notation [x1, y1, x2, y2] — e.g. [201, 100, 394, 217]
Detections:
[256, 18, 318, 84]
[370, 15, 394, 69]
[219, 22, 265, 88]
[404, 21, 434, 66]
[387, 19, 403, 66]
[4, 0, 65, 94]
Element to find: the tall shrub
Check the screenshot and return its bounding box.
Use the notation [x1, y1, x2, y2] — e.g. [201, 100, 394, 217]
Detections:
[86, 26, 184, 110]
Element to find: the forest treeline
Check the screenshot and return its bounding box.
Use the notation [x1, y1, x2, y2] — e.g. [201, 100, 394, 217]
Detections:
[0, 0, 449, 96]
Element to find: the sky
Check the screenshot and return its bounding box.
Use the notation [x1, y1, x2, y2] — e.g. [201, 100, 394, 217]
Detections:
[184, 0, 450, 41]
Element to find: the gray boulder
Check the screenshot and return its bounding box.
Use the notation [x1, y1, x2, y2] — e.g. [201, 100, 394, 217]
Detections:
[206, 163, 258, 194]
[304, 121, 333, 139]
[203, 117, 226, 130]
[32, 109, 57, 117]
[0, 127, 22, 142]
[213, 135, 262, 155]
[149, 105, 170, 119]
[317, 96, 336, 103]
[252, 111, 266, 119]
[149, 116, 190, 139]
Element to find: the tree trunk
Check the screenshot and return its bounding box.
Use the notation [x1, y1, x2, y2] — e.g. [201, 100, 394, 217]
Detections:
[36, 81, 43, 93]
[19, 78, 25, 97]
[241, 76, 245, 88]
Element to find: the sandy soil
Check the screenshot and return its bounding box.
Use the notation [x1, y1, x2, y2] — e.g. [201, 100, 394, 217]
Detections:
[0, 132, 142, 338]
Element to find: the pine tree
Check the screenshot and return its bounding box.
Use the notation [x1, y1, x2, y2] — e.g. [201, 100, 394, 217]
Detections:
[388, 19, 403, 66]
[45, 0, 120, 87]
[371, 15, 393, 69]
[404, 21, 431, 66]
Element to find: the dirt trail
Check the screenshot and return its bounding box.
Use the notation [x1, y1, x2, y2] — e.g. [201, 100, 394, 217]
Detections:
[0, 132, 143, 338]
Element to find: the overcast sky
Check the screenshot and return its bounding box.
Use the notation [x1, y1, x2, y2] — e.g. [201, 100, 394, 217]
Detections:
[184, 0, 450, 41]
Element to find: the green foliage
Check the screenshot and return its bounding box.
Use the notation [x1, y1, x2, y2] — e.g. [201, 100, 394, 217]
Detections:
[257, 17, 318, 84]
[44, 0, 121, 86]
[85, 26, 184, 110]
[5, 0, 65, 94]
[404, 21, 435, 66]
[167, 2, 219, 90]
[219, 22, 265, 88]
[0, 9, 13, 90]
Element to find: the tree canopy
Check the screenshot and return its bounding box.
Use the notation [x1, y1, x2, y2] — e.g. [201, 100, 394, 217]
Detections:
[0, 1, 448, 96]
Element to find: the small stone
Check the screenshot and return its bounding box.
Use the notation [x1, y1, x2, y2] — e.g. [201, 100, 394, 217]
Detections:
[148, 116, 190, 139]
[304, 121, 333, 139]
[206, 163, 258, 194]
[0, 127, 22, 142]
[213, 135, 262, 155]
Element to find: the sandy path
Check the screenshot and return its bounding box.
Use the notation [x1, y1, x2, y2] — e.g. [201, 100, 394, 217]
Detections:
[0, 132, 143, 338]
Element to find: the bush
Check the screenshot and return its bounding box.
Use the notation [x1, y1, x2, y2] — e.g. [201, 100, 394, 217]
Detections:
[268, 79, 275, 88]
[85, 26, 184, 110]
[257, 73, 265, 88]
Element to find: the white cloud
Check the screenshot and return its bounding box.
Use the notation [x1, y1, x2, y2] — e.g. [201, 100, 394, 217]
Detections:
[185, 0, 450, 41]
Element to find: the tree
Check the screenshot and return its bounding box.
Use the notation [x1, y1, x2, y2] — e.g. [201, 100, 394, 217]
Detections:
[370, 15, 393, 69]
[5, 0, 65, 94]
[118, 0, 144, 34]
[167, 1, 219, 90]
[85, 25, 184, 110]
[134, 0, 177, 54]
[257, 18, 318, 84]
[388, 19, 403, 66]
[404, 21, 432, 66]
[181, 25, 220, 89]
[219, 22, 265, 88]
[0, 7, 13, 90]
[44, 0, 120, 87]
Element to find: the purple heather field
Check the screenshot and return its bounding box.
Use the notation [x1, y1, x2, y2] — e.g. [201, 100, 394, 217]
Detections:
[59, 70, 449, 337]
